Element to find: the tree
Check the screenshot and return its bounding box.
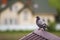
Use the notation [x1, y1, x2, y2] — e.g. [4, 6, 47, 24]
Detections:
[49, 0, 60, 22]
[49, 0, 60, 9]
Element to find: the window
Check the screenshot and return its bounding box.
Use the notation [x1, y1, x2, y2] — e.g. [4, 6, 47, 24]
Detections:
[4, 18, 18, 25]
[11, 5, 19, 12]
[23, 10, 28, 21]
[13, 19, 18, 25]
[4, 18, 8, 25]
[10, 19, 12, 24]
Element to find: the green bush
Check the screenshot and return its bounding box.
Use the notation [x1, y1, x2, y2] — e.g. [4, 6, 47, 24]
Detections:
[47, 22, 56, 32]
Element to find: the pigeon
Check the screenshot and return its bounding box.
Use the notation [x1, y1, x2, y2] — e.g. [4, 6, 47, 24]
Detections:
[36, 16, 48, 31]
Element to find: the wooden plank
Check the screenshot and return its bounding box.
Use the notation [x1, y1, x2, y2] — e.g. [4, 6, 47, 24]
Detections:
[34, 29, 60, 40]
[19, 29, 60, 40]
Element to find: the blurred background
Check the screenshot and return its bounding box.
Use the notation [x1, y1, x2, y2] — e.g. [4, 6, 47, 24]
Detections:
[0, 0, 60, 40]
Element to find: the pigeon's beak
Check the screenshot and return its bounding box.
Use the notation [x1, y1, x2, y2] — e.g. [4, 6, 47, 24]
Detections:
[36, 16, 39, 18]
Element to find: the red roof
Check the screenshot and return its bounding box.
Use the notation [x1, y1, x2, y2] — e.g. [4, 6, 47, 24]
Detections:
[2, 0, 7, 4]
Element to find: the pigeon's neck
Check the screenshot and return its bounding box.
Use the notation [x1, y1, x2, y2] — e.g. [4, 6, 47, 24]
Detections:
[36, 19, 40, 22]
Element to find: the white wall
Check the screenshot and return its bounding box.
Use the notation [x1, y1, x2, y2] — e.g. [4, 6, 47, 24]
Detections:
[0, 24, 38, 31]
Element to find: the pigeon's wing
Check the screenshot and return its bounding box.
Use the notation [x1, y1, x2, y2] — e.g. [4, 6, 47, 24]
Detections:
[38, 19, 45, 25]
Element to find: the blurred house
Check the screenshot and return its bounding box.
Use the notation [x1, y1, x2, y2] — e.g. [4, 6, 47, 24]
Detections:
[0, 1, 24, 25]
[0, 0, 57, 30]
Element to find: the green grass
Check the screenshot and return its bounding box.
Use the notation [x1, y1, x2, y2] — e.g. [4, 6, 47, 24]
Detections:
[0, 31, 32, 40]
[0, 31, 60, 40]
[50, 31, 60, 37]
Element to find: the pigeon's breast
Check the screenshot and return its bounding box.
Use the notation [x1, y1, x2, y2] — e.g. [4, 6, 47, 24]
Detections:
[38, 20, 44, 25]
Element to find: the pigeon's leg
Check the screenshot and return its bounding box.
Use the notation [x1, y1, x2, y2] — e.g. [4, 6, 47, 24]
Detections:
[38, 28, 44, 31]
[43, 27, 46, 31]
[43, 28, 45, 31]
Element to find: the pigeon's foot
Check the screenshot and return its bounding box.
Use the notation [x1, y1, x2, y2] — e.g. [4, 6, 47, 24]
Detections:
[38, 28, 44, 31]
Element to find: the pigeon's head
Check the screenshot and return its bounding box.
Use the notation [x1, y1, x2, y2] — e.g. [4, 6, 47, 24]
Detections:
[36, 16, 40, 20]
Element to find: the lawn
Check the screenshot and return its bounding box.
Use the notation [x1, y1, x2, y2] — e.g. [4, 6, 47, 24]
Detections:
[0, 31, 60, 40]
[50, 31, 60, 37]
[0, 31, 32, 40]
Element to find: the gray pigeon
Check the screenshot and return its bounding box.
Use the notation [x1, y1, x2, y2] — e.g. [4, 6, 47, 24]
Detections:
[36, 16, 47, 31]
